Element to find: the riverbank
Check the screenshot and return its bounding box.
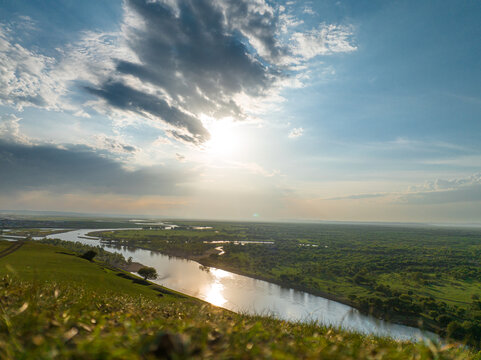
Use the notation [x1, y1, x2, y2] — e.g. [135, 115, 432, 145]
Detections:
[114, 260, 145, 272]
[86, 233, 437, 337]
[195, 255, 437, 334]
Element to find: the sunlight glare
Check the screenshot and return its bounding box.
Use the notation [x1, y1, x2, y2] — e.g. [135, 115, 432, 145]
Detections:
[205, 118, 243, 159]
[204, 282, 227, 307]
[203, 267, 232, 307]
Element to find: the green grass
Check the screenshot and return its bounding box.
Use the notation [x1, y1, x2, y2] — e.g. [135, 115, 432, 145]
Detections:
[1, 228, 69, 237]
[377, 273, 476, 306]
[0, 241, 176, 300]
[0, 241, 479, 359]
[0, 240, 13, 251]
[98, 229, 220, 239]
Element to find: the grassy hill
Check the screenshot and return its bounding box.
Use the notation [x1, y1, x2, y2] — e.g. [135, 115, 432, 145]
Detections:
[0, 240, 477, 359]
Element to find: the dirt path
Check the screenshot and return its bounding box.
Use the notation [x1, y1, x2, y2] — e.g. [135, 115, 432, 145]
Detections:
[0, 241, 24, 259]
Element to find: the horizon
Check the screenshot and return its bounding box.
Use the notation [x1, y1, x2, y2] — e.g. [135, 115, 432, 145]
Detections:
[1, 0, 480, 223]
[2, 208, 481, 229]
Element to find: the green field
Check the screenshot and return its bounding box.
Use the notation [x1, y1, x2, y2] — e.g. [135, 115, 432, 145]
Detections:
[0, 241, 12, 252]
[0, 241, 167, 299]
[0, 240, 478, 359]
[0, 228, 70, 237]
[91, 222, 481, 345]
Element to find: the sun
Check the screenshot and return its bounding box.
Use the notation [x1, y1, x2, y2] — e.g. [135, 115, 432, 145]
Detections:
[204, 118, 242, 158]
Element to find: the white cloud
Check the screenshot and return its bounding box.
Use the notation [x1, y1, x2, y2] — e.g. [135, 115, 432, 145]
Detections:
[408, 174, 481, 193]
[230, 161, 280, 177]
[0, 26, 58, 110]
[176, 153, 186, 162]
[288, 127, 304, 139]
[0, 25, 131, 114]
[303, 6, 316, 15]
[0, 114, 29, 143]
[290, 24, 357, 60]
[401, 173, 481, 204]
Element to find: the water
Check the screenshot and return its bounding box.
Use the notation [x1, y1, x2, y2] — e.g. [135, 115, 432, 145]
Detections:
[44, 229, 438, 342]
[203, 240, 274, 245]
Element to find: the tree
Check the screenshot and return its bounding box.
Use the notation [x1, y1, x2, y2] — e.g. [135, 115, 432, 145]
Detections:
[138, 267, 158, 281]
[447, 321, 466, 340]
[80, 250, 97, 261]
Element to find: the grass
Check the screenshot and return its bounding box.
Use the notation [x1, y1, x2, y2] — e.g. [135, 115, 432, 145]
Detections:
[0, 240, 13, 252]
[97, 229, 220, 239]
[376, 273, 477, 306]
[1, 228, 69, 237]
[0, 241, 479, 359]
[0, 241, 194, 301]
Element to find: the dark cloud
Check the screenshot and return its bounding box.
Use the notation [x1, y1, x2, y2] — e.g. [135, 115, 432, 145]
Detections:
[88, 0, 286, 144]
[98, 135, 139, 154]
[220, 0, 285, 61]
[86, 81, 210, 144]
[0, 139, 193, 195]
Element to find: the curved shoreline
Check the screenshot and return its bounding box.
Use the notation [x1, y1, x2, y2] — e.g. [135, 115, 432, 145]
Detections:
[89, 234, 435, 336]
[195, 256, 435, 333]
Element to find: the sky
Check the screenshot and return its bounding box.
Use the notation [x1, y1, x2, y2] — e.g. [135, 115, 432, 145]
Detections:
[0, 0, 480, 223]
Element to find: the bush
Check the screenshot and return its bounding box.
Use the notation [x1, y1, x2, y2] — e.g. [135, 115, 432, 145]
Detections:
[437, 314, 452, 327]
[447, 321, 466, 340]
[80, 250, 97, 261]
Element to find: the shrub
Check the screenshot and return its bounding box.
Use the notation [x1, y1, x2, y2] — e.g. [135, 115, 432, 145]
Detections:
[80, 250, 97, 261]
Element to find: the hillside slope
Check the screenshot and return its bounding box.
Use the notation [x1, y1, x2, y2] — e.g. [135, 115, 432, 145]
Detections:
[0, 241, 477, 359]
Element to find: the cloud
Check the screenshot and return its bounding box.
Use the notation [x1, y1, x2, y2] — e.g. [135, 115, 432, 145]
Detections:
[0, 1, 358, 147]
[0, 25, 127, 114]
[176, 153, 186, 162]
[0, 26, 57, 110]
[318, 174, 481, 205]
[85, 0, 289, 144]
[94, 135, 139, 154]
[290, 24, 357, 60]
[325, 193, 386, 201]
[229, 161, 280, 177]
[0, 114, 29, 143]
[303, 6, 316, 15]
[218, 0, 284, 62]
[86, 81, 210, 144]
[86, 0, 357, 144]
[400, 173, 481, 204]
[288, 127, 304, 138]
[0, 138, 194, 196]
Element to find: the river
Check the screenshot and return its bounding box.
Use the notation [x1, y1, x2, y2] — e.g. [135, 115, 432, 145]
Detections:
[45, 229, 438, 342]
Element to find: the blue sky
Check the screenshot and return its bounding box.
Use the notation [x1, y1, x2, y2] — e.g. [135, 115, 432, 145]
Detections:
[0, 0, 480, 223]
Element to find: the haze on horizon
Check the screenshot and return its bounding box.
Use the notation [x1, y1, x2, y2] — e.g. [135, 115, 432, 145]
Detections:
[0, 0, 480, 223]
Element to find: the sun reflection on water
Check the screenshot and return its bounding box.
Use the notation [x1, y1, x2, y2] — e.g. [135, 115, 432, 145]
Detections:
[205, 282, 227, 306]
[210, 268, 231, 279]
[203, 268, 232, 307]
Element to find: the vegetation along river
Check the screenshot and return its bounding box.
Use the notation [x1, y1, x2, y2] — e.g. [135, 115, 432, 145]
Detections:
[45, 229, 438, 342]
